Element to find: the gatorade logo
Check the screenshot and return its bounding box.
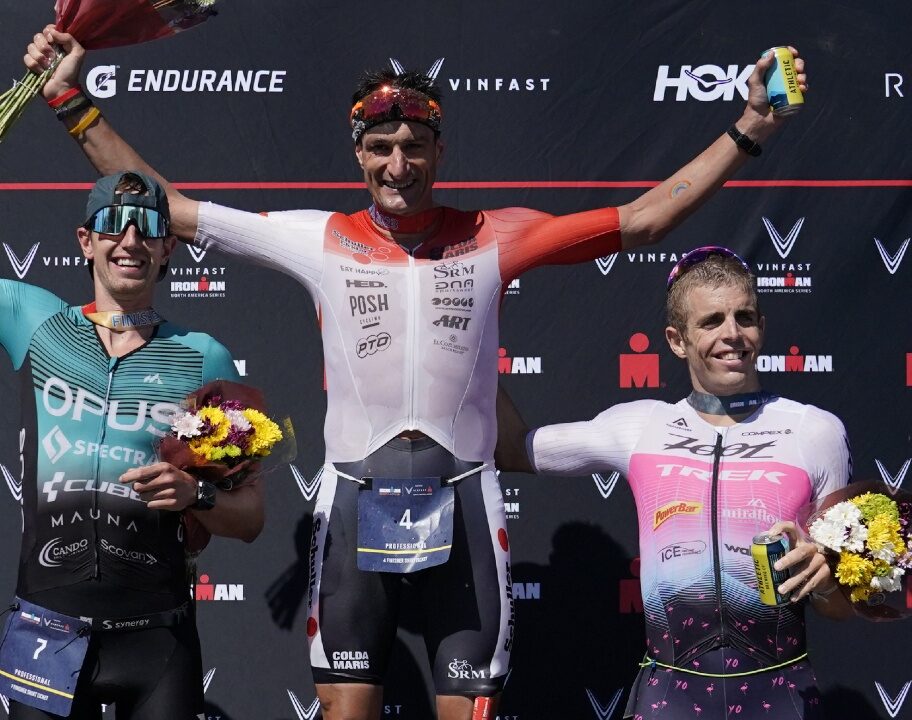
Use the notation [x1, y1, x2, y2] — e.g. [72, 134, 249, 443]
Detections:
[653, 501, 703, 529]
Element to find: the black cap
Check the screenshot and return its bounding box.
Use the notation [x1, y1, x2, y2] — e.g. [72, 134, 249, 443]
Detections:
[84, 171, 170, 225]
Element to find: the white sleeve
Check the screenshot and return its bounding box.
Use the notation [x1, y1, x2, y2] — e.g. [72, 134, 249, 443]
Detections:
[195, 202, 331, 287]
[798, 405, 852, 501]
[527, 400, 656, 477]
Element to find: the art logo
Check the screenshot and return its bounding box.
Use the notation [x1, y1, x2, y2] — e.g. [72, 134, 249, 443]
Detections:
[292, 464, 322, 502]
[86, 63, 286, 98]
[592, 472, 620, 499]
[755, 346, 833, 373]
[875, 680, 910, 719]
[585, 687, 624, 720]
[876, 458, 911, 493]
[755, 217, 812, 294]
[875, 237, 910, 275]
[654, 63, 753, 102]
[2, 243, 40, 280]
[194, 574, 244, 601]
[287, 690, 320, 720]
[498, 347, 542, 375]
[620, 333, 659, 388]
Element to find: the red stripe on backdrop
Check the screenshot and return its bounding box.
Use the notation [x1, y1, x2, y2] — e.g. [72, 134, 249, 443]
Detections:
[0, 180, 909, 191]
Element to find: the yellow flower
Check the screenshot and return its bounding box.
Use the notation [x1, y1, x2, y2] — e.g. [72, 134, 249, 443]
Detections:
[197, 407, 230, 443]
[849, 586, 872, 603]
[243, 408, 283, 456]
[851, 492, 899, 522]
[836, 552, 874, 587]
[866, 514, 904, 555]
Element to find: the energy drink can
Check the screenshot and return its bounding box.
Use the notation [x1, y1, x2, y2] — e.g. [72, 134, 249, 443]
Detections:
[752, 533, 791, 606]
[764, 47, 804, 114]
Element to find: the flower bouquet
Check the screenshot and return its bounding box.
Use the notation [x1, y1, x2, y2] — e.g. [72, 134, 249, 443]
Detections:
[1, 0, 220, 144]
[799, 481, 912, 620]
[159, 379, 292, 553]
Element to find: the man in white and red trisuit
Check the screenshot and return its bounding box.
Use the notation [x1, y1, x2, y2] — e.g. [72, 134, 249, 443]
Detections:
[26, 27, 809, 720]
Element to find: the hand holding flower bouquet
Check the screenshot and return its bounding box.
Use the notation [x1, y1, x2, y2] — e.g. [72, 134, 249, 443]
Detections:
[1, 0, 219, 144]
[799, 481, 912, 620]
[160, 379, 293, 553]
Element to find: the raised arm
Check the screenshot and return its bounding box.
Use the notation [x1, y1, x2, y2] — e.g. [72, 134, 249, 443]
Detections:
[616, 47, 808, 248]
[25, 26, 200, 240]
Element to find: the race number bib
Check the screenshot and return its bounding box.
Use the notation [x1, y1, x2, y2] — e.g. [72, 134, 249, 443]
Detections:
[0, 598, 90, 716]
[357, 477, 454, 573]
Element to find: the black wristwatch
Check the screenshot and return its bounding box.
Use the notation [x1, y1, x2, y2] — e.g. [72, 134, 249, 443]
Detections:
[727, 124, 762, 157]
[192, 480, 217, 511]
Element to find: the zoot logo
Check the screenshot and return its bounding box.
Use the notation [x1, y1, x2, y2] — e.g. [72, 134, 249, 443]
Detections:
[654, 63, 753, 101]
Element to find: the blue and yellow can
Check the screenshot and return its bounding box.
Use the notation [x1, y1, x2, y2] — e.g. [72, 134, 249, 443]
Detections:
[752, 533, 791, 606]
[764, 47, 804, 115]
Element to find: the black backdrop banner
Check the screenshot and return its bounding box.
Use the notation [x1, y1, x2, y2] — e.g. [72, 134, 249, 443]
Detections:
[0, 1, 910, 718]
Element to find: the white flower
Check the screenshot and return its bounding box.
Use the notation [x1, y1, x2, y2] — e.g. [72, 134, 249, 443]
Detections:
[171, 411, 204, 439]
[225, 409, 252, 432]
[844, 524, 868, 553]
[871, 569, 904, 593]
[872, 543, 898, 563]
[824, 501, 862, 526]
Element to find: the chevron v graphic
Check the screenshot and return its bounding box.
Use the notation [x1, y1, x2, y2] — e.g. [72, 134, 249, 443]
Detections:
[288, 689, 321, 720]
[595, 253, 619, 276]
[202, 668, 216, 694]
[187, 245, 208, 263]
[2, 243, 41, 280]
[586, 687, 623, 720]
[1, 464, 22, 503]
[874, 237, 910, 275]
[762, 217, 804, 259]
[876, 458, 911, 494]
[292, 465, 322, 502]
[0, 693, 8, 715]
[876, 680, 911, 719]
[593, 472, 620, 499]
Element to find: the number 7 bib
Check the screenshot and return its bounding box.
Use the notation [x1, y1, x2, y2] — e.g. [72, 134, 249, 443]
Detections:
[356, 477, 455, 573]
[0, 599, 91, 717]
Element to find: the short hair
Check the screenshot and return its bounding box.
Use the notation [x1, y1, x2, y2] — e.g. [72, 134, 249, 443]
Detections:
[666, 255, 760, 335]
[351, 68, 443, 108]
[114, 171, 152, 196]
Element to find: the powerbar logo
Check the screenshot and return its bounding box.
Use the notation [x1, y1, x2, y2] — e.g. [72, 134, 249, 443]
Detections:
[87, 65, 286, 99]
[653, 501, 702, 529]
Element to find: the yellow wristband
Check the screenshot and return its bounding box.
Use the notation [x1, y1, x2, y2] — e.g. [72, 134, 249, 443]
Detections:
[68, 106, 101, 137]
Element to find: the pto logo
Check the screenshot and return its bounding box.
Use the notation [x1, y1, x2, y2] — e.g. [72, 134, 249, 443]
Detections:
[2, 242, 41, 280]
[875, 237, 910, 275]
[654, 63, 753, 101]
[586, 688, 624, 720]
[653, 501, 702, 529]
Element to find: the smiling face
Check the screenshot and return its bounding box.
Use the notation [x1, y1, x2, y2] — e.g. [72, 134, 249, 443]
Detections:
[77, 223, 176, 309]
[354, 121, 442, 215]
[665, 282, 765, 396]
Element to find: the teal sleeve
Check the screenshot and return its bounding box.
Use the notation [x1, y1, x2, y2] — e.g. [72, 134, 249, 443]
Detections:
[202, 336, 241, 383]
[0, 280, 68, 370]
